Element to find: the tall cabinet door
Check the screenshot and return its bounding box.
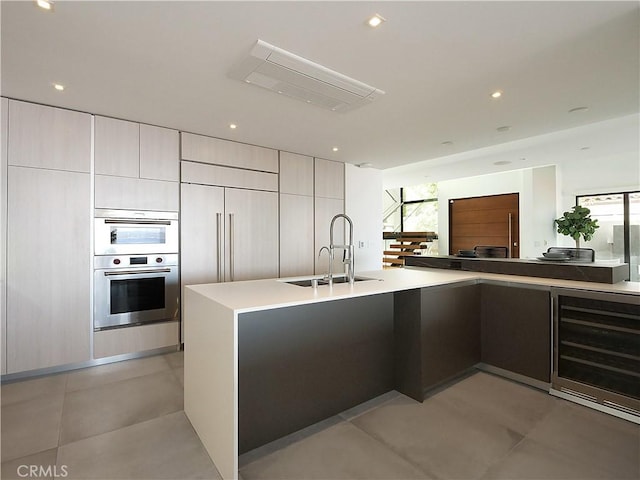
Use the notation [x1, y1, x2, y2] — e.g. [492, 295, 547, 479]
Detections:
[279, 152, 314, 277]
[1, 98, 7, 375]
[181, 183, 225, 289]
[7, 166, 91, 373]
[225, 188, 279, 282]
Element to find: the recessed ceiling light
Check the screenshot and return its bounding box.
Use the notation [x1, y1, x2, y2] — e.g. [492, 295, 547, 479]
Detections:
[229, 124, 237, 129]
[496, 126, 511, 132]
[357, 162, 373, 168]
[493, 160, 512, 165]
[367, 14, 386, 28]
[490, 90, 502, 99]
[441, 141, 454, 146]
[53, 83, 64, 91]
[332, 147, 339, 152]
[568, 106, 589, 113]
[36, 0, 53, 11]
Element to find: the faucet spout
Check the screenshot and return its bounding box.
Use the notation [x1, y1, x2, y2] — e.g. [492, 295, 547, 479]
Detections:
[329, 214, 355, 284]
[317, 246, 333, 285]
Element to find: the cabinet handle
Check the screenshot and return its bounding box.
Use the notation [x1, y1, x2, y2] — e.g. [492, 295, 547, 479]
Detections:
[508, 212, 513, 258]
[229, 213, 235, 282]
[104, 219, 171, 226]
[104, 268, 171, 276]
[216, 213, 222, 283]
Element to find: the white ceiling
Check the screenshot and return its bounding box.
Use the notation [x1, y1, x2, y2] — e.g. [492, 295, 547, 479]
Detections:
[2, 1, 639, 186]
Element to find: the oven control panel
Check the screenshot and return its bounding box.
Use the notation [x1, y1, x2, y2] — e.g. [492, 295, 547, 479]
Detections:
[94, 253, 178, 269]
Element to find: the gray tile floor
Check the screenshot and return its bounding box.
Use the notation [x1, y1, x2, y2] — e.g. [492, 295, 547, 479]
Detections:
[2, 352, 639, 480]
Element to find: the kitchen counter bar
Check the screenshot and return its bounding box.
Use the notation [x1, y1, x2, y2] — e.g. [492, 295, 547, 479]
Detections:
[184, 268, 638, 479]
[405, 255, 630, 284]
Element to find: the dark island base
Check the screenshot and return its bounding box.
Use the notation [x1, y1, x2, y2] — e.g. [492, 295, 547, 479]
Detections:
[405, 256, 629, 284]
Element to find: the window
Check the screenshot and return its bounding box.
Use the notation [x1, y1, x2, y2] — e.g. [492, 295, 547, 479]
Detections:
[384, 184, 438, 233]
[577, 191, 640, 281]
[383, 184, 439, 254]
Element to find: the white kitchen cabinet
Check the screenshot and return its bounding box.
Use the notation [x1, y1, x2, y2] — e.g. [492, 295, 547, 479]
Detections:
[95, 174, 179, 211]
[180, 181, 278, 340]
[7, 166, 91, 373]
[140, 124, 180, 182]
[279, 152, 314, 276]
[280, 152, 313, 196]
[181, 132, 278, 173]
[181, 161, 277, 192]
[225, 188, 279, 281]
[1, 97, 7, 375]
[181, 183, 279, 285]
[279, 193, 314, 277]
[94, 321, 179, 359]
[181, 182, 225, 290]
[314, 196, 346, 275]
[95, 116, 140, 177]
[8, 100, 91, 172]
[95, 116, 180, 182]
[314, 158, 344, 200]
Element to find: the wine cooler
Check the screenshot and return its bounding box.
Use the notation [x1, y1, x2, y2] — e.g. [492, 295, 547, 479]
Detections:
[552, 288, 639, 420]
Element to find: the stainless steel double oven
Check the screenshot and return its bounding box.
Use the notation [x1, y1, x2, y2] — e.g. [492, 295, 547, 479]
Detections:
[94, 209, 179, 331]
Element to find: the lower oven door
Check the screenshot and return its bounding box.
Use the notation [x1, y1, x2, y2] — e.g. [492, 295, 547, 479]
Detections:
[94, 265, 179, 330]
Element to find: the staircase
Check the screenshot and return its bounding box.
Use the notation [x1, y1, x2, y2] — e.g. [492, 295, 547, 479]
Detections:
[383, 231, 437, 267]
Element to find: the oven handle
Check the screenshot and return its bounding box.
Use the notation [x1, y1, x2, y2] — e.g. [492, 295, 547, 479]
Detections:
[103, 219, 172, 225]
[104, 268, 172, 276]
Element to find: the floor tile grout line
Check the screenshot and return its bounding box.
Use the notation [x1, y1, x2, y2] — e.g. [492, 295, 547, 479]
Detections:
[64, 356, 174, 394]
[56, 368, 184, 448]
[56, 409, 188, 450]
[346, 414, 439, 479]
[56, 373, 70, 453]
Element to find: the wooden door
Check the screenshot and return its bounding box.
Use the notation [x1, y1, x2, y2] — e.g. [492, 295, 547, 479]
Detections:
[449, 193, 519, 258]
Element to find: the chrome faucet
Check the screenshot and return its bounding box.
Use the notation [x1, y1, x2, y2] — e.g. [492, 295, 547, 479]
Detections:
[317, 245, 333, 285]
[330, 213, 355, 284]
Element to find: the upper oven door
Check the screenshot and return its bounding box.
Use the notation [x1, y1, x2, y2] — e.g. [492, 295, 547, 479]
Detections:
[95, 210, 178, 255]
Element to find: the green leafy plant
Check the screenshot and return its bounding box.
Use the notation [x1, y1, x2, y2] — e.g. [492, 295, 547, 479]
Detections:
[554, 205, 599, 248]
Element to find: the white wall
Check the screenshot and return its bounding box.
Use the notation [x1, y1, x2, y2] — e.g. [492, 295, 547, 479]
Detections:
[345, 164, 383, 271]
[558, 150, 639, 211]
[437, 166, 557, 258]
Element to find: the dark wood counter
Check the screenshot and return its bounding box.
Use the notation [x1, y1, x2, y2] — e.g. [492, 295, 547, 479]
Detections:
[404, 255, 630, 284]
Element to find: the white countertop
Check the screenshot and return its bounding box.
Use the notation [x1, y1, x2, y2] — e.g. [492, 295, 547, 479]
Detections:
[186, 267, 640, 314]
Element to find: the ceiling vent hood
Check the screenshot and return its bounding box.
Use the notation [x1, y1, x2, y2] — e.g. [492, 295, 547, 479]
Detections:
[229, 40, 385, 113]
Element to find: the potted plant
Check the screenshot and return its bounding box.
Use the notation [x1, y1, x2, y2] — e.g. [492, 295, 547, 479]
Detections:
[554, 205, 599, 249]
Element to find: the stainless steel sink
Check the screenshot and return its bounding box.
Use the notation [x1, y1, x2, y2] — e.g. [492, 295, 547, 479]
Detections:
[284, 276, 380, 287]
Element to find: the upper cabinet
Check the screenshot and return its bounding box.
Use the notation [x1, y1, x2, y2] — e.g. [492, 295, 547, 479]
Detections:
[8, 100, 91, 172]
[95, 116, 179, 182]
[279, 151, 313, 196]
[95, 116, 139, 177]
[279, 152, 314, 277]
[140, 124, 180, 181]
[314, 158, 344, 199]
[181, 132, 278, 173]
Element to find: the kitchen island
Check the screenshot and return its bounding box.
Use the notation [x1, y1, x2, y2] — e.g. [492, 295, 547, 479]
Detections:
[183, 267, 639, 479]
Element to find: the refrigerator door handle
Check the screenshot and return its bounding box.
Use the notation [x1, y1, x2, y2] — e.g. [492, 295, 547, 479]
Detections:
[216, 213, 222, 283]
[229, 213, 235, 282]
